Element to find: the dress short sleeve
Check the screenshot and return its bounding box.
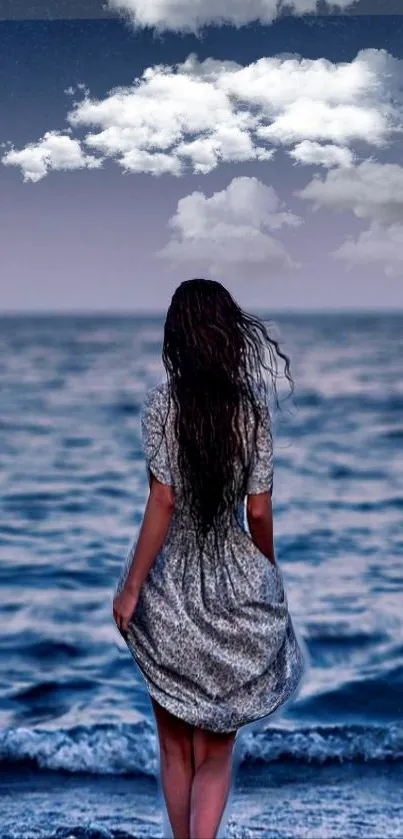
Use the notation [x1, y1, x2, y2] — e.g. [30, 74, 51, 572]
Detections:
[246, 400, 274, 495]
[141, 386, 173, 486]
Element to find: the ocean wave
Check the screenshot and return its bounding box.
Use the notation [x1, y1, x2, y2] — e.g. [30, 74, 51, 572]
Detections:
[296, 666, 403, 720]
[1, 721, 402, 777]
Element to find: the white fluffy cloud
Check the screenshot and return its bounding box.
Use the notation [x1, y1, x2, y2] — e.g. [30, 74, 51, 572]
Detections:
[332, 222, 403, 278]
[2, 49, 401, 182]
[157, 176, 302, 279]
[295, 159, 403, 225]
[289, 141, 355, 168]
[107, 0, 356, 33]
[0, 130, 102, 183]
[296, 159, 403, 275]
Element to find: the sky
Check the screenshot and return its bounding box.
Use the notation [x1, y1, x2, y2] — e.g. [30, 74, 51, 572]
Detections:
[1, 1, 403, 313]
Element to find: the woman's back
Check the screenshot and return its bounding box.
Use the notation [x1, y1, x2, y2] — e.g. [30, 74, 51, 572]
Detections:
[141, 379, 273, 515]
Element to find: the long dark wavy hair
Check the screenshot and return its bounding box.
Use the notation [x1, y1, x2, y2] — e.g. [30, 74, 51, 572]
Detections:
[161, 279, 294, 561]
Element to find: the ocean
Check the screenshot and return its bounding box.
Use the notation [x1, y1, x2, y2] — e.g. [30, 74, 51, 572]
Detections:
[0, 312, 402, 838]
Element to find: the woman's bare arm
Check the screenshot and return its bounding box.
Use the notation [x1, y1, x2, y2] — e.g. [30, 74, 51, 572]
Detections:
[124, 475, 175, 596]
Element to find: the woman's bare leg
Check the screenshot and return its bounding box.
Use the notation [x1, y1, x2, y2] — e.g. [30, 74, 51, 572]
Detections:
[150, 696, 195, 839]
[190, 725, 237, 839]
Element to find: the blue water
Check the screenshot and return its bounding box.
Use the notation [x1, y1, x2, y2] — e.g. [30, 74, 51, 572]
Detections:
[0, 312, 402, 838]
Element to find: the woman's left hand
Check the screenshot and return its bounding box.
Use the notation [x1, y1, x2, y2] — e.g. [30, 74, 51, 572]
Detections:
[112, 586, 139, 635]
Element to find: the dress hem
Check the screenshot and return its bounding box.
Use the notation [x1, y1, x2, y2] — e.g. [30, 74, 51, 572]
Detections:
[128, 638, 305, 735]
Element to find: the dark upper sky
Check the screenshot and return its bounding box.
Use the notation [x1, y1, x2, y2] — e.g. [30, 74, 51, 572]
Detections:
[0, 6, 403, 312]
[0, 0, 402, 17]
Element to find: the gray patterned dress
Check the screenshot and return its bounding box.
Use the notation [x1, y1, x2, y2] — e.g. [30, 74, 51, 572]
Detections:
[114, 381, 305, 734]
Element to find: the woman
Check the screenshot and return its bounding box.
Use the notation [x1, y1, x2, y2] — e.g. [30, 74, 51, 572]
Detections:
[112, 278, 305, 839]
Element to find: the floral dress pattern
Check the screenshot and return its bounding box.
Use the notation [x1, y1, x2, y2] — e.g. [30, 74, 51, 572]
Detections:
[114, 381, 305, 733]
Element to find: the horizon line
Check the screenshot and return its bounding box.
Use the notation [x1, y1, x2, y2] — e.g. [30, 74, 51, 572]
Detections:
[0, 308, 401, 317]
